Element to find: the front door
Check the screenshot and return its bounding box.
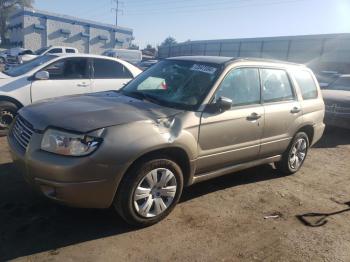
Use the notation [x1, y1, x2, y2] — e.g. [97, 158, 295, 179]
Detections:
[31, 57, 91, 102]
[197, 67, 264, 174]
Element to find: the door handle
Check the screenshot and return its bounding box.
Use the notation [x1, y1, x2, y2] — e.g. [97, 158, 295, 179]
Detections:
[77, 83, 89, 87]
[290, 107, 301, 114]
[246, 112, 262, 121]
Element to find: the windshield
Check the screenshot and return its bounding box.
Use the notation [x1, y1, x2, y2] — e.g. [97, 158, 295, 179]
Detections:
[4, 55, 57, 77]
[35, 47, 50, 55]
[121, 60, 221, 110]
[327, 77, 350, 91]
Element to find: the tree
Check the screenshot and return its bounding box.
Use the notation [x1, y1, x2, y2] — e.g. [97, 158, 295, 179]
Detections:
[128, 43, 139, 50]
[160, 36, 177, 47]
[0, 0, 34, 44]
[146, 44, 153, 49]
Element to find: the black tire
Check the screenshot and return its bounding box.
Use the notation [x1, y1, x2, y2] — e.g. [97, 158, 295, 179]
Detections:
[0, 101, 19, 136]
[275, 132, 310, 175]
[114, 158, 184, 227]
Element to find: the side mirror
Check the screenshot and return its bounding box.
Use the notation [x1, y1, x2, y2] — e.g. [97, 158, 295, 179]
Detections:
[34, 70, 49, 80]
[215, 96, 232, 112]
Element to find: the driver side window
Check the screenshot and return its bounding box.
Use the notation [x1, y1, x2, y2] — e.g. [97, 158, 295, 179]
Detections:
[216, 68, 261, 107]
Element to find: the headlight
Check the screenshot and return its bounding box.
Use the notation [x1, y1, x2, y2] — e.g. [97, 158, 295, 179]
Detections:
[41, 129, 102, 156]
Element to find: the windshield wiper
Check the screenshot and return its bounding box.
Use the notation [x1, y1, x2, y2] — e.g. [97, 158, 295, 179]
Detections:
[123, 91, 163, 105]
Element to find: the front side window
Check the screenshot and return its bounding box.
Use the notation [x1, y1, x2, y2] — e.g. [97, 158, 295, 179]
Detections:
[35, 47, 50, 55]
[48, 48, 63, 54]
[44, 58, 89, 79]
[293, 70, 318, 99]
[93, 59, 132, 79]
[121, 60, 221, 110]
[216, 68, 260, 107]
[261, 68, 294, 103]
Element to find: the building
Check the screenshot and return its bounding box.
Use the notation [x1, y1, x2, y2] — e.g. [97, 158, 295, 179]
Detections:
[8, 7, 134, 54]
[158, 33, 350, 74]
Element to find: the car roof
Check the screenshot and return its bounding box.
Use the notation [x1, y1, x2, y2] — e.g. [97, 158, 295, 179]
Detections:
[167, 56, 303, 67]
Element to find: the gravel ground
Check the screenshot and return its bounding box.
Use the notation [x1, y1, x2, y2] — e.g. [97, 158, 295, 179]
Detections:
[0, 128, 350, 262]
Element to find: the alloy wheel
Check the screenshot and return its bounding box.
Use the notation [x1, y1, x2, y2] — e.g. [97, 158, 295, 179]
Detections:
[289, 138, 307, 170]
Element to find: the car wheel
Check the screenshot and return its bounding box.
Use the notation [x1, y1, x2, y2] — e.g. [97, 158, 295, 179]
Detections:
[275, 132, 309, 175]
[0, 101, 19, 136]
[115, 158, 184, 227]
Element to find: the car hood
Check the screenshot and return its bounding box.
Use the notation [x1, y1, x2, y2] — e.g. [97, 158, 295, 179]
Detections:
[19, 91, 183, 133]
[322, 89, 350, 103]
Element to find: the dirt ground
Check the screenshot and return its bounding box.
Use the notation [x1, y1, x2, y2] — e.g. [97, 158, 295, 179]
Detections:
[1, 128, 350, 262]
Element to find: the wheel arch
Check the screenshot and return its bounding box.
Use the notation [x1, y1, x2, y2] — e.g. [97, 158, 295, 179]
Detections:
[122, 146, 193, 187]
[0, 95, 24, 109]
[296, 124, 314, 145]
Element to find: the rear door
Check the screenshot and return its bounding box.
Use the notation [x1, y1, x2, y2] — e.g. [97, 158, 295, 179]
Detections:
[197, 67, 264, 173]
[259, 68, 303, 158]
[91, 58, 133, 92]
[31, 57, 91, 102]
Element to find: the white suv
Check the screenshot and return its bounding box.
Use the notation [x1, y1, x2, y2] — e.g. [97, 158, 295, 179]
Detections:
[0, 54, 141, 134]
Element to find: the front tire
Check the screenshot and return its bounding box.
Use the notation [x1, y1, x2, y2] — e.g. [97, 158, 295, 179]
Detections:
[0, 101, 19, 136]
[275, 132, 309, 175]
[114, 158, 184, 227]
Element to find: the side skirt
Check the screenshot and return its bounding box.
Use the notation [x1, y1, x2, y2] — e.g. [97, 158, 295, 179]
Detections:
[191, 155, 281, 184]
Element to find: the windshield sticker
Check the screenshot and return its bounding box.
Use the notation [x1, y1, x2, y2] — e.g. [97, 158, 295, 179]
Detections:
[190, 64, 217, 74]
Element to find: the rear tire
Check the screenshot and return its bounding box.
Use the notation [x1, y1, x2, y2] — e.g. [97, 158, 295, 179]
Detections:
[275, 132, 309, 175]
[0, 101, 19, 136]
[114, 158, 184, 227]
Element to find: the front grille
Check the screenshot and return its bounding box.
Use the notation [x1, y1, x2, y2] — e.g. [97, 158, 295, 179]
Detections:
[12, 116, 34, 149]
[6, 55, 18, 63]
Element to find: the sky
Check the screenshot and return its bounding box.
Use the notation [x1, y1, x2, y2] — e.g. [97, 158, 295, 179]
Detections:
[35, 0, 350, 48]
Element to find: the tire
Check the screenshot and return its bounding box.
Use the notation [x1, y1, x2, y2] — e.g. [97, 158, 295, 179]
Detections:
[275, 132, 310, 175]
[114, 158, 184, 227]
[0, 101, 19, 136]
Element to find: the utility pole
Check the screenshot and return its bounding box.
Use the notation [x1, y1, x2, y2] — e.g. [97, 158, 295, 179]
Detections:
[111, 0, 123, 28]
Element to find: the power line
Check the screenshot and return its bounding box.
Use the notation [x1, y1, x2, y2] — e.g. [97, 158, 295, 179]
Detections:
[125, 0, 306, 16]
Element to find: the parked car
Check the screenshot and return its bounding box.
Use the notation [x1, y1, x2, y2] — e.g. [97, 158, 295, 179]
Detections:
[0, 54, 141, 135]
[3, 47, 31, 69]
[137, 59, 159, 70]
[8, 56, 325, 226]
[322, 74, 350, 129]
[102, 49, 142, 65]
[19, 46, 79, 64]
[316, 71, 340, 88]
[0, 49, 10, 64]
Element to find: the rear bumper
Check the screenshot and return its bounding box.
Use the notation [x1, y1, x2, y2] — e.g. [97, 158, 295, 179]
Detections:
[312, 122, 325, 146]
[7, 131, 126, 209]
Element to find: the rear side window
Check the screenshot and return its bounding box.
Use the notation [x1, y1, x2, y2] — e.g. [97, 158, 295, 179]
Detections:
[93, 59, 132, 79]
[261, 68, 294, 103]
[66, 49, 76, 53]
[48, 48, 63, 54]
[216, 68, 261, 107]
[294, 70, 318, 99]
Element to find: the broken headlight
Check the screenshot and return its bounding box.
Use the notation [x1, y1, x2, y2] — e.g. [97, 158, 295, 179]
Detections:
[41, 129, 102, 156]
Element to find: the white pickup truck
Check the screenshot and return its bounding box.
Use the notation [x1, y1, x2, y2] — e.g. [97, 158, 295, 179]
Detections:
[0, 53, 141, 135]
